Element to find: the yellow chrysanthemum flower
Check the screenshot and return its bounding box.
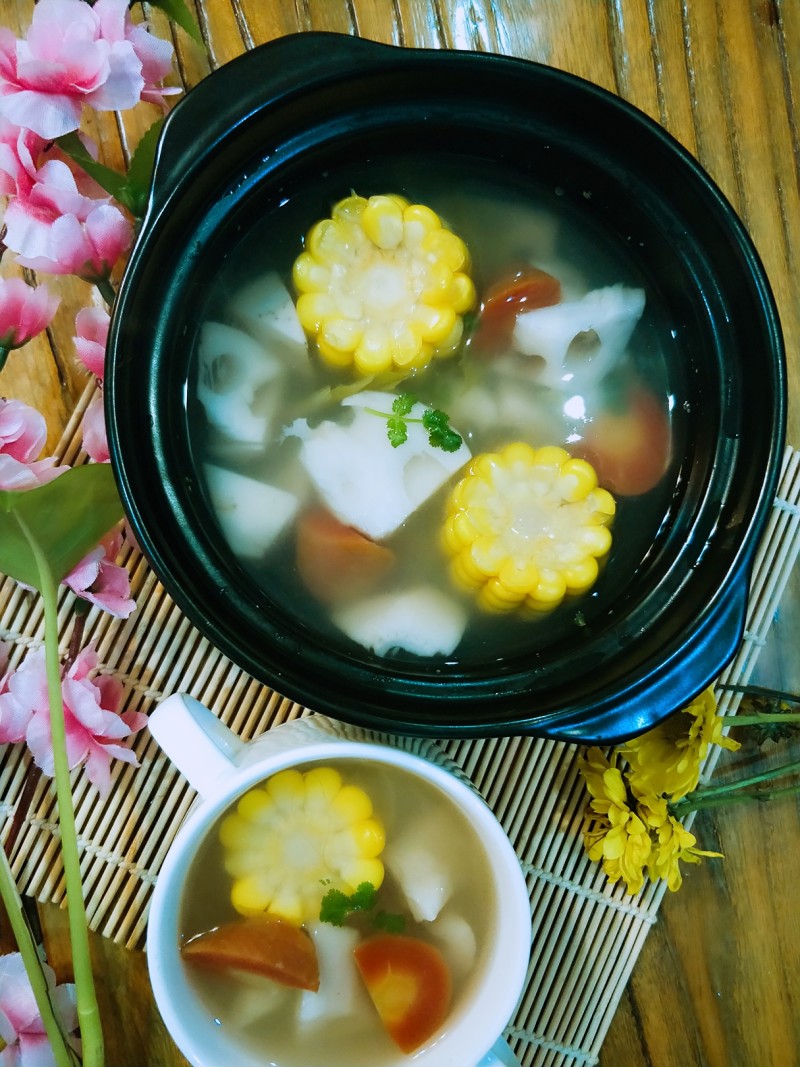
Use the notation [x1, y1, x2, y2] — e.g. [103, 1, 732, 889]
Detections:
[646, 813, 722, 892]
[620, 687, 740, 801]
[219, 766, 385, 926]
[578, 747, 652, 895]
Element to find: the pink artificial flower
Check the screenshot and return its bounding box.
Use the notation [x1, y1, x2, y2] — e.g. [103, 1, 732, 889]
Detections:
[0, 0, 176, 139]
[0, 117, 42, 199]
[93, 0, 180, 108]
[0, 276, 60, 350]
[0, 951, 80, 1067]
[0, 114, 131, 282]
[64, 529, 135, 618]
[0, 397, 68, 490]
[3, 158, 132, 282]
[16, 643, 146, 797]
[80, 388, 109, 463]
[73, 305, 109, 379]
[0, 648, 35, 745]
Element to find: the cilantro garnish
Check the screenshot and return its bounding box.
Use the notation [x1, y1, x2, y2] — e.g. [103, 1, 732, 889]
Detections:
[373, 910, 407, 934]
[365, 393, 463, 453]
[319, 881, 405, 932]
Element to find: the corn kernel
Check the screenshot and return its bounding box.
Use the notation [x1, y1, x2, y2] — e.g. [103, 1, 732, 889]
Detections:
[343, 858, 386, 893]
[304, 767, 344, 814]
[403, 203, 441, 230]
[532, 569, 568, 605]
[435, 316, 465, 358]
[319, 317, 363, 355]
[563, 557, 599, 593]
[296, 292, 336, 333]
[355, 329, 394, 375]
[450, 272, 477, 314]
[330, 784, 373, 825]
[332, 194, 367, 222]
[362, 195, 405, 250]
[231, 874, 270, 916]
[308, 219, 350, 265]
[419, 260, 454, 305]
[292, 252, 331, 294]
[421, 228, 468, 271]
[318, 334, 360, 368]
[558, 458, 598, 502]
[390, 323, 424, 367]
[413, 302, 457, 344]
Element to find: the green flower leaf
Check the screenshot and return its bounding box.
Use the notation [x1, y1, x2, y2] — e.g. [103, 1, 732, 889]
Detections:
[147, 0, 204, 45]
[55, 132, 129, 204]
[0, 465, 124, 590]
[56, 118, 167, 220]
[121, 116, 166, 218]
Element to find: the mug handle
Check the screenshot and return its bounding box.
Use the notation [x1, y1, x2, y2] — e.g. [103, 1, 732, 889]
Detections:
[148, 693, 247, 798]
[477, 1038, 523, 1066]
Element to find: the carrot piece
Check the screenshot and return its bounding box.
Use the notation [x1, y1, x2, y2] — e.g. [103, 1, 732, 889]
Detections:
[353, 934, 452, 1053]
[296, 508, 395, 604]
[182, 915, 319, 991]
[578, 386, 671, 496]
[471, 266, 562, 354]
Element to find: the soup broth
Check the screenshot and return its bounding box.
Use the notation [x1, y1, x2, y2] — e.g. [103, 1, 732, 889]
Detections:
[187, 155, 683, 666]
[179, 757, 497, 1066]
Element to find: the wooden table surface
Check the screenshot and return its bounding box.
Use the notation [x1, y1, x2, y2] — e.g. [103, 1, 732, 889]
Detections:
[1, 1, 799, 1066]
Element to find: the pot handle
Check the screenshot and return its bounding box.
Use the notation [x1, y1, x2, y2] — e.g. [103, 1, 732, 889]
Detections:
[540, 568, 750, 745]
[147, 33, 392, 215]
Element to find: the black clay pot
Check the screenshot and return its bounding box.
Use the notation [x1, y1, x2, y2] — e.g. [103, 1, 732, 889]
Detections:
[106, 33, 785, 743]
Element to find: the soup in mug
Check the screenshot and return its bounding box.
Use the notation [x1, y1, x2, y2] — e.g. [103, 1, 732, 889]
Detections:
[179, 757, 498, 1066]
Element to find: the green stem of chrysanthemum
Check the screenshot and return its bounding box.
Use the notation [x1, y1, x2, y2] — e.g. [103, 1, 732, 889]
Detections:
[719, 711, 800, 726]
[717, 682, 800, 705]
[20, 514, 105, 1067]
[0, 346, 9, 373]
[671, 758, 800, 818]
[0, 849, 79, 1067]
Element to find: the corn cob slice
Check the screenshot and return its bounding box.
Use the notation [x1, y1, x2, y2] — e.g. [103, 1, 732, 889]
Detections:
[292, 193, 476, 376]
[220, 766, 385, 926]
[441, 442, 615, 613]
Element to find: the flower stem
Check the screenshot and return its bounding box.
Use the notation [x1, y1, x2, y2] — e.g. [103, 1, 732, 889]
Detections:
[94, 277, 117, 308]
[671, 758, 800, 818]
[0, 850, 79, 1067]
[721, 711, 800, 726]
[21, 515, 105, 1066]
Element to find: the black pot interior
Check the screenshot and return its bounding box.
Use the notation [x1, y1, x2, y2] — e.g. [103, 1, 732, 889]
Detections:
[106, 34, 785, 741]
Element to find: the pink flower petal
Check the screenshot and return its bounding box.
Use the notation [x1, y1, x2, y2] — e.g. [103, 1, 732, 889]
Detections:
[0, 397, 47, 463]
[73, 306, 109, 378]
[80, 389, 109, 462]
[0, 277, 59, 350]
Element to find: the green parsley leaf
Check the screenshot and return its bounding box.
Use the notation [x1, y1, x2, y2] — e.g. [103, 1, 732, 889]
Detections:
[391, 393, 417, 416]
[349, 882, 378, 912]
[319, 888, 352, 927]
[387, 416, 409, 448]
[319, 882, 407, 932]
[373, 910, 407, 933]
[422, 408, 463, 452]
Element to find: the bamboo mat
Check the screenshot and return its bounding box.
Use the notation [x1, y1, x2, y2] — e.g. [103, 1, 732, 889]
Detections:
[1, 380, 799, 1067]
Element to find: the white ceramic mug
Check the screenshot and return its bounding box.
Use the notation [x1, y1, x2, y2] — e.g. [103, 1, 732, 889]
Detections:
[146, 694, 531, 1067]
